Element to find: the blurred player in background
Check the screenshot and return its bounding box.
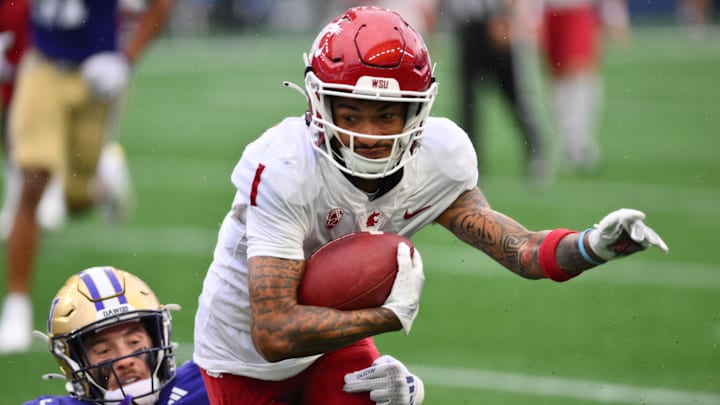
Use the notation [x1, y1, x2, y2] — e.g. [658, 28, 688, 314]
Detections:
[540, 0, 630, 173]
[25, 266, 209, 404]
[0, 0, 36, 237]
[0, 0, 176, 354]
[443, 0, 549, 184]
[0, 0, 29, 142]
[677, 0, 714, 40]
[0, 0, 156, 239]
[193, 6, 667, 405]
[0, 0, 70, 240]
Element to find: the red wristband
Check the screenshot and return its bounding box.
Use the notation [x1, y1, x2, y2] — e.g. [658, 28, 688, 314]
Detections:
[539, 228, 577, 282]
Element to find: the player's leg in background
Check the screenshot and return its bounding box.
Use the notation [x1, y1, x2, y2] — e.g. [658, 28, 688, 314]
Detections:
[302, 337, 380, 405]
[492, 20, 550, 186]
[551, 69, 602, 171]
[67, 90, 134, 223]
[456, 21, 477, 139]
[676, 0, 713, 40]
[0, 51, 82, 352]
[0, 51, 64, 353]
[1, 160, 66, 240]
[0, 70, 19, 239]
[2, 97, 67, 238]
[455, 19, 488, 172]
[0, 157, 21, 239]
[543, 5, 603, 173]
[93, 141, 135, 222]
[96, 91, 135, 223]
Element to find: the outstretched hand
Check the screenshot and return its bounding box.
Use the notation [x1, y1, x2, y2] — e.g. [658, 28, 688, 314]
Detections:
[588, 208, 669, 261]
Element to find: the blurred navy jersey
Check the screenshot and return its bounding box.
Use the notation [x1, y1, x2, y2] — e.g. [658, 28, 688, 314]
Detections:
[22, 360, 209, 405]
[30, 0, 119, 63]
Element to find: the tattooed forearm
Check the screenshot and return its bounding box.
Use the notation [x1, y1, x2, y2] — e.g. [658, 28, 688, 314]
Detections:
[281, 306, 397, 357]
[248, 256, 399, 362]
[437, 188, 545, 279]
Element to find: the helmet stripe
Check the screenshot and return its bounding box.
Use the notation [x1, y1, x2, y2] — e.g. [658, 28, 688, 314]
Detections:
[80, 272, 105, 311]
[104, 267, 127, 304]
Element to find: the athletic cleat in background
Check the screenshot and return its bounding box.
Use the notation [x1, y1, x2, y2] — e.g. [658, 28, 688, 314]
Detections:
[37, 176, 68, 232]
[0, 292, 33, 354]
[95, 142, 135, 223]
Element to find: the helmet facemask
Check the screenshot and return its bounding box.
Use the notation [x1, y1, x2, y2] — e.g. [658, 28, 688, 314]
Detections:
[305, 71, 437, 179]
[50, 311, 174, 404]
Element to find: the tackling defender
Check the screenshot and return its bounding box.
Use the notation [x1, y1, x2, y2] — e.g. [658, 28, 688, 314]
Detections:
[23, 265, 422, 405]
[25, 266, 209, 405]
[193, 6, 667, 405]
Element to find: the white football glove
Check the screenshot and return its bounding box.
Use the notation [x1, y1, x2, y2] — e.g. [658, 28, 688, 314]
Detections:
[81, 51, 130, 100]
[382, 243, 424, 335]
[343, 355, 425, 405]
[588, 208, 669, 261]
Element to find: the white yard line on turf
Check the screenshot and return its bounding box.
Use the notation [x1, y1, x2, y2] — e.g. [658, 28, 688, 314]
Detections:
[412, 364, 720, 405]
[45, 223, 720, 290]
[162, 342, 720, 405]
[26, 339, 718, 405]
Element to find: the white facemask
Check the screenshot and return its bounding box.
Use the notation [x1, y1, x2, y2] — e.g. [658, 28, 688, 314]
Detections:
[104, 378, 160, 405]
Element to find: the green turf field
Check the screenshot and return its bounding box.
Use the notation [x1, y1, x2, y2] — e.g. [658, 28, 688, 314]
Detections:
[1, 25, 718, 404]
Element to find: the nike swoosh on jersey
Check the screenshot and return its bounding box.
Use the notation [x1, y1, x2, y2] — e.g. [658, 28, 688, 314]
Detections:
[403, 205, 432, 219]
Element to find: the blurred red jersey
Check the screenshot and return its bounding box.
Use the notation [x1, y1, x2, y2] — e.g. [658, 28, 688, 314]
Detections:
[0, 0, 30, 108]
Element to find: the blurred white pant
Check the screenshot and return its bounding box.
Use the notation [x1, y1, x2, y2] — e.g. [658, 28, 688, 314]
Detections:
[0, 161, 67, 240]
[551, 72, 603, 170]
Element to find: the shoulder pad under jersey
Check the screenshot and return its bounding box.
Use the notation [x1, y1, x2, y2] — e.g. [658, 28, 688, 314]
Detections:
[421, 117, 478, 182]
[235, 117, 324, 205]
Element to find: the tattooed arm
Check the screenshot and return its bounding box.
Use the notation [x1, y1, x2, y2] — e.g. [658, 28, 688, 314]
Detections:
[248, 255, 401, 362]
[435, 187, 598, 279]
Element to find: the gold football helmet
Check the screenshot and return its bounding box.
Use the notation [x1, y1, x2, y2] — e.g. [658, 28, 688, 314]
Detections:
[44, 266, 177, 403]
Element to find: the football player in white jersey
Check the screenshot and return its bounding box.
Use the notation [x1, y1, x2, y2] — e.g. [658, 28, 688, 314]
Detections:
[26, 266, 209, 405]
[193, 6, 667, 405]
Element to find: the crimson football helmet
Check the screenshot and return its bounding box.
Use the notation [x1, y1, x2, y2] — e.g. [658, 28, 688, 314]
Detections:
[302, 6, 437, 179]
[40, 266, 177, 404]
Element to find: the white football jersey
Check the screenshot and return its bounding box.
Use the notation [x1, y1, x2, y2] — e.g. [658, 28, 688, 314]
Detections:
[193, 115, 478, 380]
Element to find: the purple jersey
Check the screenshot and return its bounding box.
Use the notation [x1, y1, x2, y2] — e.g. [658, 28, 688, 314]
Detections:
[30, 0, 119, 63]
[23, 360, 209, 405]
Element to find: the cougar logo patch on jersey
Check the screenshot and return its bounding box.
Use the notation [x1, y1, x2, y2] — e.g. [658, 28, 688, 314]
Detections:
[325, 208, 345, 229]
[366, 211, 380, 227]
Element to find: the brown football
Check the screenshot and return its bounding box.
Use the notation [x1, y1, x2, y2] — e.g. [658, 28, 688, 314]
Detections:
[298, 231, 414, 310]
